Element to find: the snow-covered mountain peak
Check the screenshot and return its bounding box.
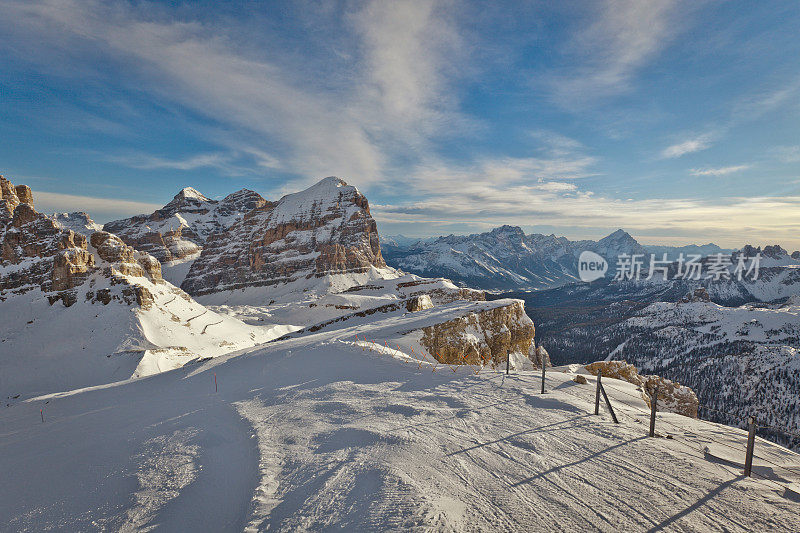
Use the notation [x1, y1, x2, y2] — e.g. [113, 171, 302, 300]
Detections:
[104, 186, 267, 273]
[312, 175, 348, 189]
[49, 211, 103, 236]
[598, 228, 636, 245]
[261, 177, 363, 231]
[173, 186, 209, 202]
[491, 225, 525, 238]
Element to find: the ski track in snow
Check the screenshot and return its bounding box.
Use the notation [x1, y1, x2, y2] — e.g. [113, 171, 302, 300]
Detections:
[116, 429, 201, 533]
[3, 327, 800, 532]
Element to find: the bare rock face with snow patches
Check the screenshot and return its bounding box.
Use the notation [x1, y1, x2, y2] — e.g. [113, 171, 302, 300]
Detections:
[182, 177, 386, 296]
[49, 211, 103, 236]
[2, 175, 95, 299]
[418, 300, 537, 367]
[0, 175, 164, 308]
[104, 186, 268, 264]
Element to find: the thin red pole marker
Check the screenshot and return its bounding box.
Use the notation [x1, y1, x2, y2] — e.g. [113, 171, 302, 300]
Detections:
[396, 344, 408, 363]
[214, 373, 218, 393]
[40, 408, 44, 423]
[439, 352, 457, 373]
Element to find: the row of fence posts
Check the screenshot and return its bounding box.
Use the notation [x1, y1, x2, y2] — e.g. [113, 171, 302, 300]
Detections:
[358, 339, 763, 478]
[588, 369, 757, 477]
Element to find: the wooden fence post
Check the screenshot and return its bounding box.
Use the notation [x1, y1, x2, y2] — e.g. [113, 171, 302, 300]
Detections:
[594, 370, 602, 415]
[744, 416, 756, 477]
[506, 350, 510, 375]
[600, 382, 619, 424]
[541, 363, 546, 394]
[649, 383, 659, 437]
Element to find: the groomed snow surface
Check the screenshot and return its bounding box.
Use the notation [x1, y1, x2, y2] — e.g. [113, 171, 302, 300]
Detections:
[3, 322, 799, 532]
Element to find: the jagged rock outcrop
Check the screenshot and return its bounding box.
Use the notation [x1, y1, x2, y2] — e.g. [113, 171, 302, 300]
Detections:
[531, 344, 551, 368]
[2, 175, 95, 298]
[585, 360, 699, 418]
[418, 300, 536, 367]
[49, 212, 102, 236]
[395, 278, 485, 304]
[0, 175, 162, 307]
[104, 187, 267, 263]
[182, 177, 386, 296]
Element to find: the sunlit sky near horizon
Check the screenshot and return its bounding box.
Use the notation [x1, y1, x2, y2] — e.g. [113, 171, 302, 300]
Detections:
[1, 0, 799, 248]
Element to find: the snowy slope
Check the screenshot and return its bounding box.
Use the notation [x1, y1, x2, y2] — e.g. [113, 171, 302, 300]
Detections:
[0, 270, 294, 399]
[196, 270, 483, 331]
[2, 325, 799, 531]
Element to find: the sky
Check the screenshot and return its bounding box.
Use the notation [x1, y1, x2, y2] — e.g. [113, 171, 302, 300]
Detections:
[1, 0, 799, 248]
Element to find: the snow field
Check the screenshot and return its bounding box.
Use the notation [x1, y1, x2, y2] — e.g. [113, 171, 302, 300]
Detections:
[3, 323, 800, 531]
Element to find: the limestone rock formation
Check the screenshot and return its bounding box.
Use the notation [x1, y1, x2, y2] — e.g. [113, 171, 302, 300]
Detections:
[0, 175, 162, 307]
[531, 344, 551, 368]
[2, 175, 95, 298]
[418, 300, 536, 367]
[585, 360, 699, 418]
[182, 177, 386, 296]
[104, 187, 267, 263]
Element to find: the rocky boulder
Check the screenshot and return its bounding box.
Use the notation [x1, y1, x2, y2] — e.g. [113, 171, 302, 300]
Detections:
[584, 360, 699, 418]
[406, 294, 434, 312]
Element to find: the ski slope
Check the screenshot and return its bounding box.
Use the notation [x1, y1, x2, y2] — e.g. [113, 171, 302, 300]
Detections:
[2, 321, 799, 531]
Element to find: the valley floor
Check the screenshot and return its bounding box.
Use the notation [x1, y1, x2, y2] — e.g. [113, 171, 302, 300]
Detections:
[2, 326, 799, 532]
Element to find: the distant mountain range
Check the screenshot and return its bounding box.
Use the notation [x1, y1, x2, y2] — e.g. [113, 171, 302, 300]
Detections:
[381, 226, 735, 291]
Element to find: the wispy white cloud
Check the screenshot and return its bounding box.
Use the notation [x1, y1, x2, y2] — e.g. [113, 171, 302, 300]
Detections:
[372, 156, 800, 248]
[690, 165, 750, 176]
[105, 152, 237, 172]
[33, 191, 161, 222]
[0, 0, 466, 187]
[528, 130, 585, 157]
[352, 0, 463, 134]
[732, 76, 800, 121]
[772, 145, 800, 163]
[543, 0, 688, 108]
[660, 135, 713, 159]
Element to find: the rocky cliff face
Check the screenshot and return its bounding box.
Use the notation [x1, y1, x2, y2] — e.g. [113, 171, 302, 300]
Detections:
[104, 187, 267, 263]
[182, 177, 386, 296]
[417, 299, 537, 367]
[2, 175, 95, 299]
[0, 175, 163, 307]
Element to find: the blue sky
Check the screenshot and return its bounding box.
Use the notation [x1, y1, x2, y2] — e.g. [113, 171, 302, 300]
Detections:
[1, 0, 799, 247]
